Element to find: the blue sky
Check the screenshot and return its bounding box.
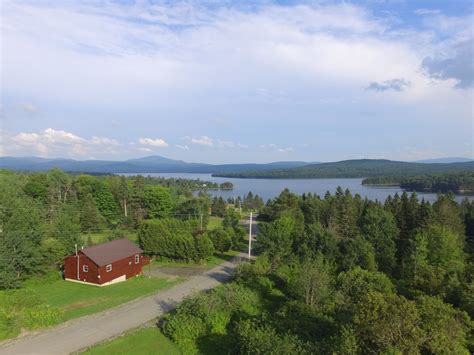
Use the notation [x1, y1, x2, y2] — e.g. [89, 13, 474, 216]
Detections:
[1, 0, 473, 163]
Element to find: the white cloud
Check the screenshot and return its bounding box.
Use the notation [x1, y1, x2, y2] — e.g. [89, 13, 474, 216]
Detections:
[216, 139, 248, 149]
[138, 147, 153, 153]
[19, 103, 38, 113]
[175, 144, 189, 150]
[190, 136, 213, 146]
[43, 128, 84, 144]
[259, 143, 294, 153]
[91, 136, 119, 146]
[1, 0, 443, 107]
[414, 9, 441, 16]
[138, 137, 169, 147]
[3, 128, 121, 158]
[1, 1, 472, 162]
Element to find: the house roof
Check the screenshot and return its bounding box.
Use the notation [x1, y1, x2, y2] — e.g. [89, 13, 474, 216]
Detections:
[81, 238, 143, 266]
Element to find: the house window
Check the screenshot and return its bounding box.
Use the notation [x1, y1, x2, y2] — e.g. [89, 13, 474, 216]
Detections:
[135, 254, 140, 264]
[106, 264, 112, 272]
[83, 265, 89, 272]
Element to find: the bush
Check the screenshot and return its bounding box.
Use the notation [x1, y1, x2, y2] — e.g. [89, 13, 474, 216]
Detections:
[208, 228, 232, 254]
[161, 283, 262, 352]
[233, 318, 310, 354]
[194, 233, 214, 262]
[138, 219, 198, 261]
[162, 313, 207, 354]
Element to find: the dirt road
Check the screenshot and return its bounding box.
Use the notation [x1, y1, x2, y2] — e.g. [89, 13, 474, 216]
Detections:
[0, 253, 246, 355]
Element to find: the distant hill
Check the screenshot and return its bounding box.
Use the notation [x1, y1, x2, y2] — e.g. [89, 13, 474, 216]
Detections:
[416, 157, 473, 164]
[212, 159, 474, 179]
[0, 155, 312, 174]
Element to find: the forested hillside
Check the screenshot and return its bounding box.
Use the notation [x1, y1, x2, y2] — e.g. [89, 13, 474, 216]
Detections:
[0, 155, 310, 174]
[161, 188, 474, 354]
[214, 159, 474, 179]
[363, 172, 474, 193]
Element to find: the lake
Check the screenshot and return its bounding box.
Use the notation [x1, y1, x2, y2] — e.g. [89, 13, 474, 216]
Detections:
[122, 173, 473, 204]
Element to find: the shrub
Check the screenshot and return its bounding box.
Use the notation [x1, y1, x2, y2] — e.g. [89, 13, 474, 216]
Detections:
[194, 233, 214, 262]
[233, 318, 310, 354]
[162, 313, 206, 354]
[138, 219, 198, 261]
[161, 283, 262, 352]
[208, 228, 232, 254]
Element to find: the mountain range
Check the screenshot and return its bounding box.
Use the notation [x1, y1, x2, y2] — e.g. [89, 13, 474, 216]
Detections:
[0, 155, 312, 174]
[1, 156, 472, 176]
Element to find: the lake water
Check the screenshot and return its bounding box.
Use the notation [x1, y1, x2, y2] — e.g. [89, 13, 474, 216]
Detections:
[123, 173, 473, 204]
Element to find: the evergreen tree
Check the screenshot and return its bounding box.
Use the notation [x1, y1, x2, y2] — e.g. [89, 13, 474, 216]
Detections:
[432, 194, 465, 236]
[359, 203, 398, 274]
[208, 227, 232, 254]
[80, 193, 102, 233]
[211, 197, 226, 217]
[130, 175, 146, 226]
[143, 185, 174, 219]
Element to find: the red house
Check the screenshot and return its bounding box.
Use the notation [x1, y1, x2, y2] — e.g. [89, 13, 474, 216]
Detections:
[64, 238, 149, 286]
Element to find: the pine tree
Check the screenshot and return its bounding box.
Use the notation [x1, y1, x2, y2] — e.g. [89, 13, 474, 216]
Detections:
[80, 193, 102, 233]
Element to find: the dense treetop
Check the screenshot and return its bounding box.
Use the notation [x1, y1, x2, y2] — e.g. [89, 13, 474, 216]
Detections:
[161, 187, 474, 354]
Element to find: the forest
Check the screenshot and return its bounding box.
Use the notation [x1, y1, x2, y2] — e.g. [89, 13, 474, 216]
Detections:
[160, 188, 474, 354]
[363, 172, 474, 194]
[0, 168, 247, 290]
[0, 168, 266, 340]
[213, 159, 474, 179]
[1, 168, 473, 353]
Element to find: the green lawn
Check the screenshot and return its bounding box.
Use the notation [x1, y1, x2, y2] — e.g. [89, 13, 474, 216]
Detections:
[24, 274, 178, 321]
[207, 216, 223, 230]
[0, 274, 179, 341]
[80, 230, 137, 246]
[151, 250, 240, 269]
[83, 326, 181, 355]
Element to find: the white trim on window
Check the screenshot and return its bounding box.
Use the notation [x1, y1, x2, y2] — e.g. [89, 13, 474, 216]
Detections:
[106, 264, 112, 272]
[83, 265, 88, 272]
[135, 254, 139, 264]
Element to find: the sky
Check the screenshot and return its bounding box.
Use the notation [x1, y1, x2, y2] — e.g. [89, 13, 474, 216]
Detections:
[1, 0, 473, 163]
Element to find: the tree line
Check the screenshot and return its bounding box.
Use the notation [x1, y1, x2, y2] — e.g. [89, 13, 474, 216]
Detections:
[161, 188, 474, 353]
[363, 171, 474, 194]
[213, 159, 474, 179]
[0, 169, 239, 289]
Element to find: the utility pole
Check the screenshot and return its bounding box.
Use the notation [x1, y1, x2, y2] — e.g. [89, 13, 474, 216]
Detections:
[200, 213, 203, 230]
[248, 212, 253, 260]
[75, 244, 79, 280]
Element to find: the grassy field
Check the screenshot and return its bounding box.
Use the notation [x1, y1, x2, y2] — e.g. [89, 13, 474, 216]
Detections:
[207, 216, 223, 230]
[80, 230, 137, 246]
[0, 274, 179, 340]
[150, 250, 240, 269]
[83, 326, 181, 355]
[27, 274, 178, 321]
